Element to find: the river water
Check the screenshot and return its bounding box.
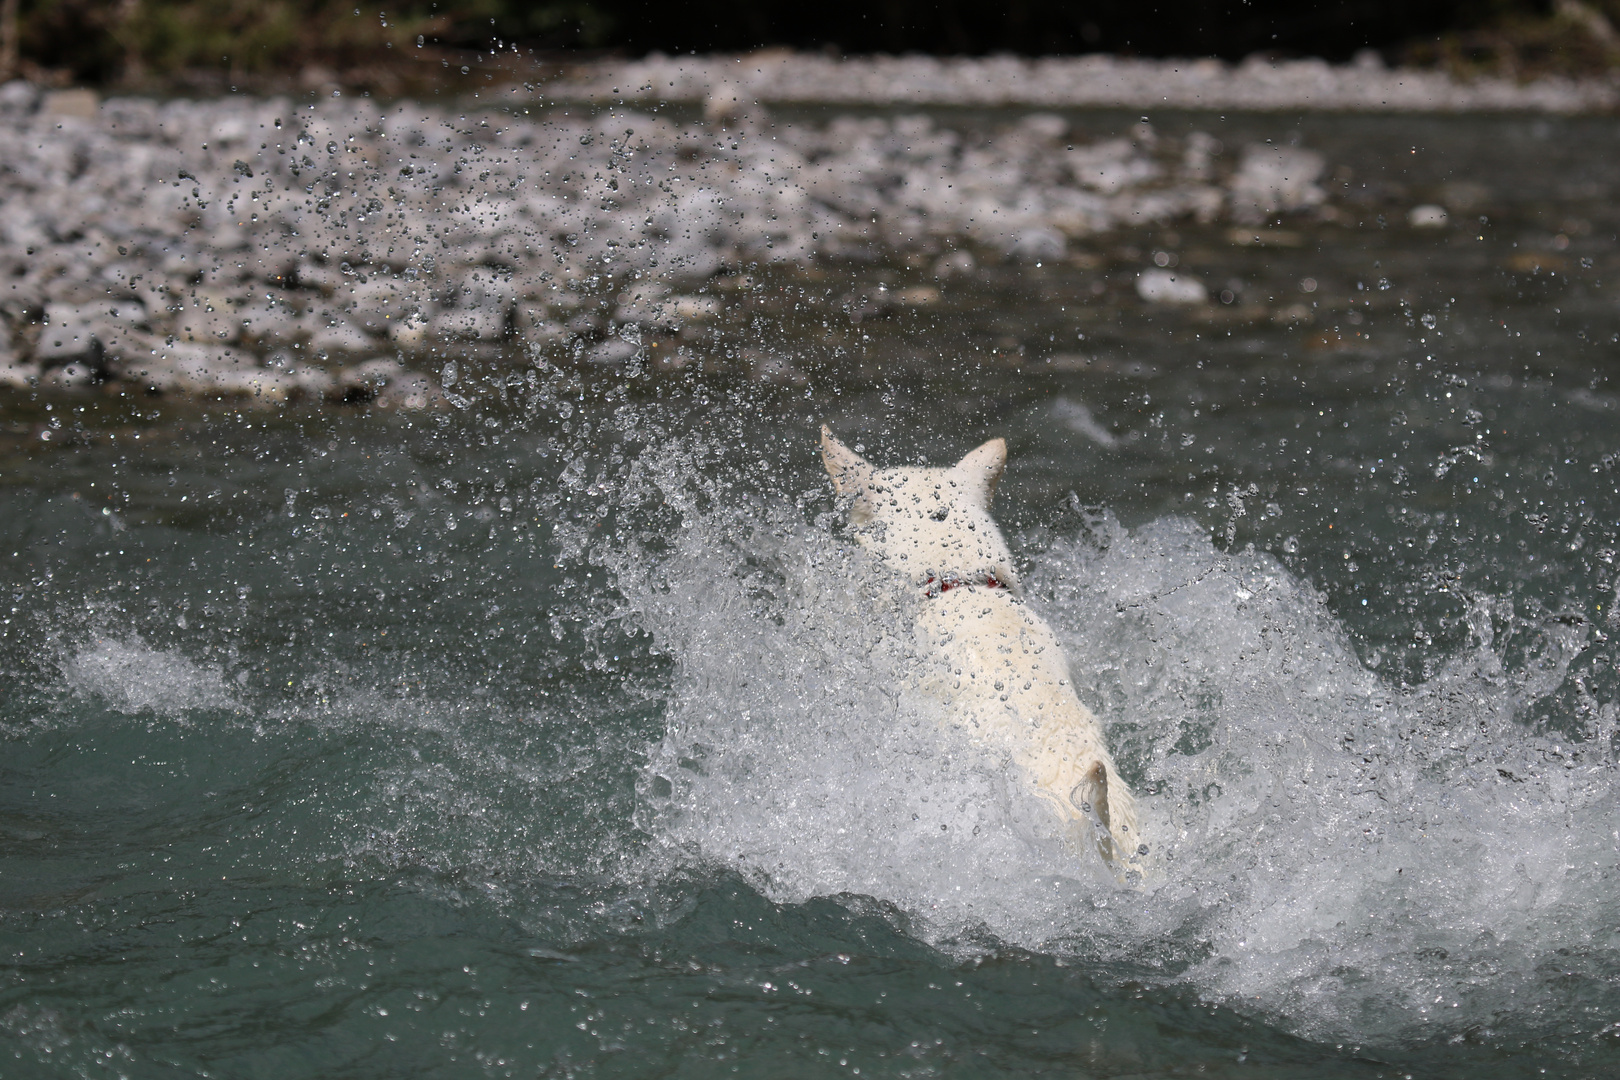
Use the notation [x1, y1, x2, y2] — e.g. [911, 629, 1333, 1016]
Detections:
[3, 107, 1620, 1078]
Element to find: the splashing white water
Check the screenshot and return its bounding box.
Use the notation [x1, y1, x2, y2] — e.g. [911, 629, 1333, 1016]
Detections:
[60, 635, 239, 716]
[1036, 515, 1610, 1040]
[611, 454, 1619, 1045]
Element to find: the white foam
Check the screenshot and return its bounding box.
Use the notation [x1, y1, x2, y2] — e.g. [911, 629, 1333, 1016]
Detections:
[613, 468, 1617, 1044]
[60, 635, 239, 716]
[1035, 516, 1609, 1038]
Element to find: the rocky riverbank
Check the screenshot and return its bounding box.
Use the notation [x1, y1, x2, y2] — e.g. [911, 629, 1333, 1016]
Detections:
[0, 77, 1387, 406]
[539, 51, 1620, 113]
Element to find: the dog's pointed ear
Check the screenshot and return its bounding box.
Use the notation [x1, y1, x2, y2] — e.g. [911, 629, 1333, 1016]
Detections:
[820, 425, 872, 496]
[952, 438, 1006, 508]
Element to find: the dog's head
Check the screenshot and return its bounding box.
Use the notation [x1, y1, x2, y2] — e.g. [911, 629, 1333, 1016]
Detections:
[820, 426, 1019, 593]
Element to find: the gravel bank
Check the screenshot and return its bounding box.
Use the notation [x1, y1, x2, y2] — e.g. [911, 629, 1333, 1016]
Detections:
[540, 51, 1620, 114]
[0, 78, 1360, 404]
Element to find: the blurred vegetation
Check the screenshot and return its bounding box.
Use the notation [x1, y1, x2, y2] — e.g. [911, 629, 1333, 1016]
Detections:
[0, 0, 1614, 88]
[5, 1, 614, 84]
[0, 1, 616, 86]
[1401, 0, 1620, 78]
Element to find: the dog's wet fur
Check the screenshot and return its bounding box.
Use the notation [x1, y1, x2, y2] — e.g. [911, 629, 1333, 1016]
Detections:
[822, 427, 1142, 877]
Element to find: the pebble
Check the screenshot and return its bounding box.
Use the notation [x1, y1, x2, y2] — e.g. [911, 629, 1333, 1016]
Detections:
[1137, 270, 1210, 305]
[1408, 204, 1450, 228]
[0, 361, 38, 388]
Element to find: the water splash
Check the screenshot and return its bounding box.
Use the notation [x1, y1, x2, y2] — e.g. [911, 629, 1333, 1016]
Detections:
[59, 635, 239, 717]
[1037, 515, 1608, 1042]
[608, 449, 1617, 1047]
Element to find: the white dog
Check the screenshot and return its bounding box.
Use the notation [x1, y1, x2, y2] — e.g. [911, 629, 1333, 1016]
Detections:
[820, 427, 1141, 875]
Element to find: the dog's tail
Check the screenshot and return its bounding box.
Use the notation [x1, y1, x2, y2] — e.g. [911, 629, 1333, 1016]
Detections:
[1071, 758, 1143, 880]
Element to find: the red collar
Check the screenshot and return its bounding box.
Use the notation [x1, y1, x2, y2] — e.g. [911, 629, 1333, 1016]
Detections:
[922, 572, 1006, 598]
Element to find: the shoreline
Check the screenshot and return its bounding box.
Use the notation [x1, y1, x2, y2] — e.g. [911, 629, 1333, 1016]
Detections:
[532, 51, 1620, 115]
[0, 62, 1601, 420]
[0, 81, 1377, 410]
[14, 50, 1618, 116]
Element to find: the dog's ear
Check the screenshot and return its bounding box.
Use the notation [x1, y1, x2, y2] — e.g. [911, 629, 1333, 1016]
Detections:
[820, 426, 873, 496]
[951, 438, 1006, 508]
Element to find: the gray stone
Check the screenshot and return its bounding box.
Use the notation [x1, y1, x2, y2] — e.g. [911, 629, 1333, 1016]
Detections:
[207, 367, 297, 401]
[585, 338, 642, 366]
[1136, 270, 1209, 305]
[0, 361, 40, 389]
[1229, 145, 1327, 224]
[513, 303, 564, 341]
[307, 316, 376, 357]
[117, 341, 255, 395]
[36, 304, 106, 364]
[376, 371, 445, 410]
[0, 81, 39, 113]
[433, 306, 508, 342]
[45, 362, 96, 388]
[338, 358, 406, 401]
[263, 352, 336, 399]
[1005, 227, 1066, 262]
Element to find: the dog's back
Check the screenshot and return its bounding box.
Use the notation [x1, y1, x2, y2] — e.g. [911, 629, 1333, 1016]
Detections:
[916, 587, 1140, 869]
[821, 427, 1141, 873]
